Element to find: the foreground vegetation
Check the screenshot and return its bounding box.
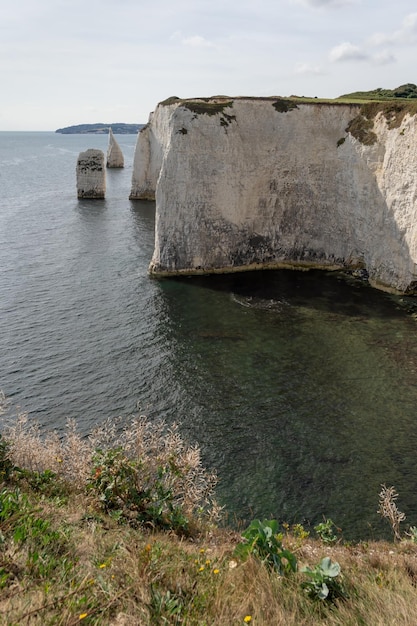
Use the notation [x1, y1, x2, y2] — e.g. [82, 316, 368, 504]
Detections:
[1, 398, 417, 624]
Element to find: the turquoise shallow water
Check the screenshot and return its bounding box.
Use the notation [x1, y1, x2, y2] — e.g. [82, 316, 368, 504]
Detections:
[1, 131, 417, 539]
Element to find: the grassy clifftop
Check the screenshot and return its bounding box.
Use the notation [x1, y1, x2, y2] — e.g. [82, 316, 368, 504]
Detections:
[338, 83, 417, 101]
[1, 399, 417, 624]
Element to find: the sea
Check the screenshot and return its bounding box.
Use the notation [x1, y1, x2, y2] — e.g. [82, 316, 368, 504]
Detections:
[1, 130, 417, 540]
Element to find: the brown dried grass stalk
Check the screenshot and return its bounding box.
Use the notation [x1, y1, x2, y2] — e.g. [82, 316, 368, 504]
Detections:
[377, 484, 406, 541]
[1, 397, 220, 524]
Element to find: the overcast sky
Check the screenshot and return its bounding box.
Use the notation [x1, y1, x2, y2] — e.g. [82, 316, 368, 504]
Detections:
[2, 0, 417, 130]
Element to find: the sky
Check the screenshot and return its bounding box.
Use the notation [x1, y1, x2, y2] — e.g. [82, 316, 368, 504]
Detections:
[2, 0, 417, 130]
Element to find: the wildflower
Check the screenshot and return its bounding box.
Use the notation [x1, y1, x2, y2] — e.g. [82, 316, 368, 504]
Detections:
[205, 559, 211, 565]
[98, 563, 106, 569]
[213, 568, 220, 575]
[199, 566, 205, 572]
[199, 548, 205, 554]
[229, 560, 238, 569]
[243, 616, 252, 623]
[79, 613, 88, 620]
[145, 544, 152, 552]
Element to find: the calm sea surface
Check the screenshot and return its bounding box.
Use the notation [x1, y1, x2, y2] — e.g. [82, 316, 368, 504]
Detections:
[1, 131, 417, 539]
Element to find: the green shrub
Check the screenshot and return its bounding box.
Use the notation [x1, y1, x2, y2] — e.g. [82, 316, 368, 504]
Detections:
[88, 446, 204, 534]
[234, 519, 297, 574]
[314, 518, 339, 544]
[272, 99, 298, 113]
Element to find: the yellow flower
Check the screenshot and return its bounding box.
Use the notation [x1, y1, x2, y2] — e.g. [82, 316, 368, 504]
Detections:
[243, 616, 252, 623]
[79, 613, 88, 620]
[205, 559, 211, 565]
[199, 548, 205, 553]
[213, 568, 220, 575]
[145, 544, 152, 552]
[199, 566, 205, 572]
[98, 563, 106, 569]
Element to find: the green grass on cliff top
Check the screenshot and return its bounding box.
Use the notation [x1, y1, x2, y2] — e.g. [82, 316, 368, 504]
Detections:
[160, 83, 417, 108]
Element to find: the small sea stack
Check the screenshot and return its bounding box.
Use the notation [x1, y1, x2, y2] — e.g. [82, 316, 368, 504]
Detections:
[76, 149, 106, 198]
[106, 128, 124, 168]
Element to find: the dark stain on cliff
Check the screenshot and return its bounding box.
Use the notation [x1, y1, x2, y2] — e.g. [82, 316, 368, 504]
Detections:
[272, 99, 299, 113]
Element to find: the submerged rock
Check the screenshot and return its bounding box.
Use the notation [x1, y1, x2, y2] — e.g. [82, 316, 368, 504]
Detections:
[76, 149, 106, 199]
[106, 128, 124, 168]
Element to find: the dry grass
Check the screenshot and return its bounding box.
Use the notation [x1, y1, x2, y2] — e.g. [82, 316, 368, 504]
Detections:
[2, 395, 417, 624]
[2, 409, 220, 525]
[3, 499, 417, 625]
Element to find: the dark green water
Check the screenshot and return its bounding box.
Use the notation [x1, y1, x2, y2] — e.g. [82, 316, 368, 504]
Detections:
[156, 270, 417, 539]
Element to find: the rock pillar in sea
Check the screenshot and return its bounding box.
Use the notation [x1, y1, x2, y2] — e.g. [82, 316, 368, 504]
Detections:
[106, 128, 124, 168]
[76, 149, 106, 198]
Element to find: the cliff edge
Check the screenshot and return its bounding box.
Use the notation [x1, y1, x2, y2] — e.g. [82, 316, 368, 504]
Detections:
[130, 96, 417, 294]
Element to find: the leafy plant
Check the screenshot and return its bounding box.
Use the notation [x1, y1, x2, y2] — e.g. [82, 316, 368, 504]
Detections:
[16, 468, 67, 500]
[234, 519, 297, 574]
[301, 557, 348, 602]
[291, 523, 310, 541]
[148, 585, 184, 625]
[88, 447, 190, 533]
[314, 518, 339, 544]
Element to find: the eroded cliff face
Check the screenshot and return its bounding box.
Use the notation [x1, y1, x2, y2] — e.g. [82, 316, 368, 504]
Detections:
[130, 97, 417, 293]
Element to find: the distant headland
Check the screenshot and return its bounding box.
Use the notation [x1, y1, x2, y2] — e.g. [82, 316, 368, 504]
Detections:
[55, 123, 144, 134]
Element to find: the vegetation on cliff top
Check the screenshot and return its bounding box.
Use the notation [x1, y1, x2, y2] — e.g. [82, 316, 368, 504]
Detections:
[338, 83, 417, 101]
[2, 393, 417, 625]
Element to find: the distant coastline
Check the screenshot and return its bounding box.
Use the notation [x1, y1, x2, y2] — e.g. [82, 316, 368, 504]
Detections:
[55, 123, 144, 134]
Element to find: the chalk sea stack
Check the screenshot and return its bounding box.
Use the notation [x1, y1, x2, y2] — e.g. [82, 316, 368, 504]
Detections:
[76, 149, 106, 199]
[106, 128, 124, 168]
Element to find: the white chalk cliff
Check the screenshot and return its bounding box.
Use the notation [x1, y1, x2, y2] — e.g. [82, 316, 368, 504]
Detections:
[106, 128, 124, 168]
[130, 97, 417, 293]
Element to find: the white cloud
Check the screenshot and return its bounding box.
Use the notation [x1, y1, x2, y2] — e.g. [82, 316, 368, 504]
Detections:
[370, 12, 417, 46]
[294, 62, 324, 75]
[294, 0, 358, 7]
[372, 50, 396, 65]
[329, 42, 368, 62]
[181, 35, 217, 48]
